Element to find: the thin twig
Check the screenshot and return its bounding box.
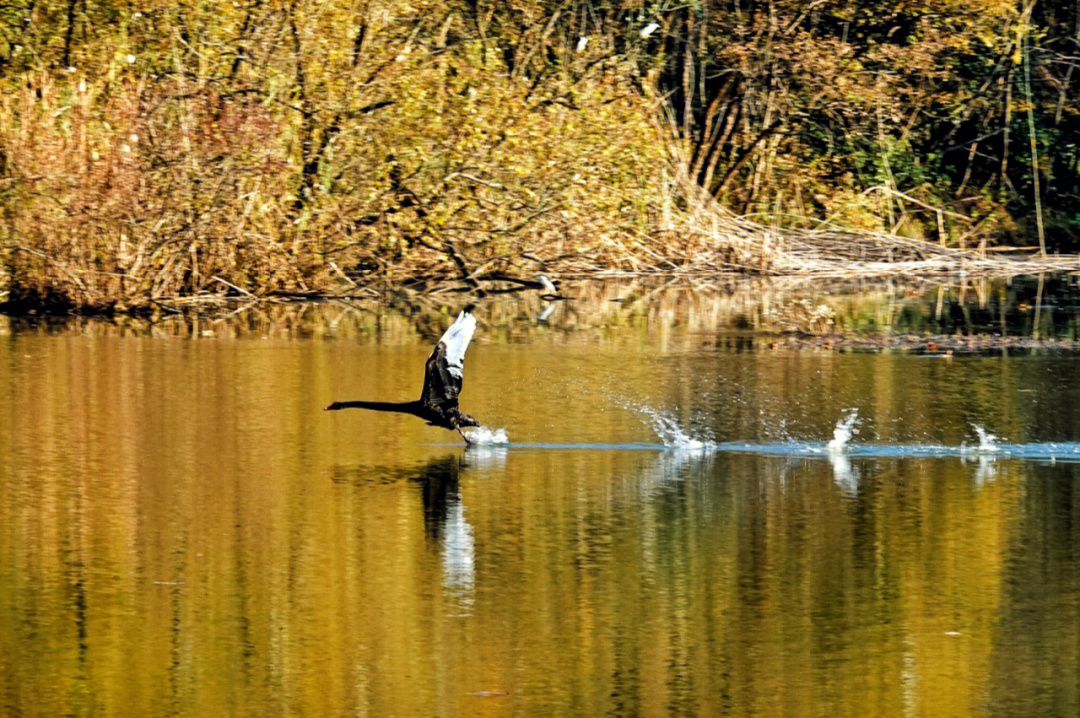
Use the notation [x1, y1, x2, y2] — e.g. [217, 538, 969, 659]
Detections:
[210, 275, 258, 299]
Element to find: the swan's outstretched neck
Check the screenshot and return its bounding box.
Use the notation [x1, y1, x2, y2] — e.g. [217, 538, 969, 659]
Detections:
[326, 307, 480, 433]
[325, 400, 423, 415]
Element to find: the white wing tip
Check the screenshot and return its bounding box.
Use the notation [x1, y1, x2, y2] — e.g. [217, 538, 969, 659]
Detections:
[452, 309, 476, 331]
[440, 308, 477, 370]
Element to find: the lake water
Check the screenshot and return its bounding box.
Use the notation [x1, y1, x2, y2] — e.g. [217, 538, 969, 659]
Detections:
[3, 281, 1080, 717]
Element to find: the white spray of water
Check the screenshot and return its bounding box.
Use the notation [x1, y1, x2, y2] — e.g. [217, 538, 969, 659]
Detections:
[634, 405, 709, 450]
[972, 424, 1000, 452]
[460, 426, 509, 445]
[827, 409, 860, 453]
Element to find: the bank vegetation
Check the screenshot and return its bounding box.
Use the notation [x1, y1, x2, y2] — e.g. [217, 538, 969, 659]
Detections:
[2, 0, 1080, 311]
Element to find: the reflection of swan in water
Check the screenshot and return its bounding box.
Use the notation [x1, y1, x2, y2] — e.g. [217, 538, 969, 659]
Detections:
[441, 500, 475, 600]
[326, 307, 480, 443]
[330, 454, 479, 603]
[409, 456, 475, 601]
[411, 456, 459, 540]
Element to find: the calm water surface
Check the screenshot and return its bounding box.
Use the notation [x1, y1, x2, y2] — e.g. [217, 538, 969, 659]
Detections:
[2, 295, 1080, 717]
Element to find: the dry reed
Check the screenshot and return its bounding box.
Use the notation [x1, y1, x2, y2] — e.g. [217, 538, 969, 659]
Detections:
[2, 76, 1077, 316]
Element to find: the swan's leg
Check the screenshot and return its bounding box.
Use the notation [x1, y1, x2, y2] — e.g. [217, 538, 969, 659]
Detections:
[457, 427, 473, 446]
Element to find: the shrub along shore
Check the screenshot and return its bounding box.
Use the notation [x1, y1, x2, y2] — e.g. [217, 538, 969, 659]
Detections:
[2, 1, 1080, 313]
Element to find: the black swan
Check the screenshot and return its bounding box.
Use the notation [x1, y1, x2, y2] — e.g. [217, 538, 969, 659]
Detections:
[325, 307, 480, 443]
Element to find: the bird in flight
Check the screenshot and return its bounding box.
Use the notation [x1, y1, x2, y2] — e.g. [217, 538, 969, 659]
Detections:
[326, 307, 481, 443]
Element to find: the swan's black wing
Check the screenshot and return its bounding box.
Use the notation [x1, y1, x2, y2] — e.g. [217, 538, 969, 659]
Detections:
[420, 310, 477, 415]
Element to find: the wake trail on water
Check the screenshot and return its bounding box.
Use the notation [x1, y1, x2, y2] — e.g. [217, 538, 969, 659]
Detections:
[448, 400, 1080, 463]
[621, 403, 1078, 461]
[530, 403, 1080, 462]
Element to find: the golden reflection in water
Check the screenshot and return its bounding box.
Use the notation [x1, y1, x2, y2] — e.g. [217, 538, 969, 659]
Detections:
[1, 319, 1079, 717]
[3, 273, 1076, 344]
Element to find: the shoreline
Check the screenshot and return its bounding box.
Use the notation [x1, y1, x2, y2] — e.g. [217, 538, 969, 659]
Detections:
[3, 274, 1077, 352]
[4, 245, 1080, 319]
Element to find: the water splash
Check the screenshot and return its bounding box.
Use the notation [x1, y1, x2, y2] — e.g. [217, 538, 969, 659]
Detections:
[461, 426, 509, 445]
[972, 424, 1000, 452]
[634, 405, 709, 450]
[827, 409, 860, 453]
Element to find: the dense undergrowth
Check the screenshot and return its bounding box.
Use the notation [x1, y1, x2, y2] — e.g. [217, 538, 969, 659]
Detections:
[1, 1, 1078, 310]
